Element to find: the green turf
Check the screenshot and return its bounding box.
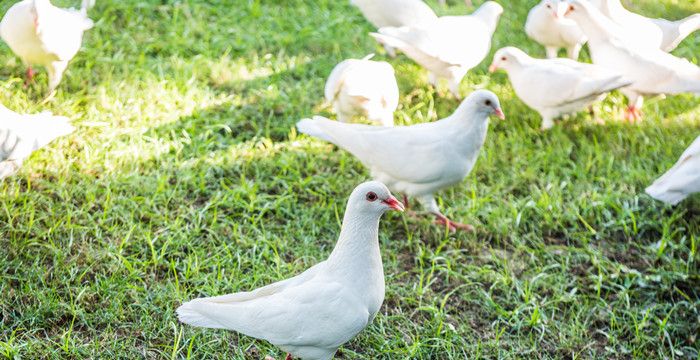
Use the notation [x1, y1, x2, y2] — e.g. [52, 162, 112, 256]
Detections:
[1, 0, 699, 358]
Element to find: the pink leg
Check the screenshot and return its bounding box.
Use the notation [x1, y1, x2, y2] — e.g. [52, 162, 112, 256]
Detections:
[624, 105, 643, 123]
[24, 66, 35, 87]
[285, 354, 293, 360]
[402, 194, 410, 209]
[434, 213, 474, 232]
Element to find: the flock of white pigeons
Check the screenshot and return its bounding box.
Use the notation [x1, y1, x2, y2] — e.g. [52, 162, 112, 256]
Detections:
[0, 0, 699, 359]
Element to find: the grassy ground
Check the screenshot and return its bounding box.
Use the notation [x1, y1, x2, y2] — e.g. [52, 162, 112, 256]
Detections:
[1, 0, 699, 358]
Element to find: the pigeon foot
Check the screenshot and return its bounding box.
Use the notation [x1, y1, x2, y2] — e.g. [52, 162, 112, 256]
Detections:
[24, 66, 35, 87]
[624, 106, 642, 123]
[434, 214, 474, 232]
[402, 194, 410, 209]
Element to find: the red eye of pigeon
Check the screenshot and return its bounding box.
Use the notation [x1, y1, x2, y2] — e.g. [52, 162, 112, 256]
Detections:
[366, 192, 378, 201]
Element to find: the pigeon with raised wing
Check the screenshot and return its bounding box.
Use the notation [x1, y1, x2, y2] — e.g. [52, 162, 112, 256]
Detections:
[646, 136, 700, 206]
[591, 0, 700, 52]
[0, 0, 95, 93]
[565, 0, 700, 122]
[350, 0, 437, 57]
[325, 55, 399, 127]
[489, 47, 629, 129]
[177, 181, 403, 360]
[525, 0, 587, 59]
[370, 1, 503, 98]
[297, 90, 504, 231]
[0, 104, 74, 179]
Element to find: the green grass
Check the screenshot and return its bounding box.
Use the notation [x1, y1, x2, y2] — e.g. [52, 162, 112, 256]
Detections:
[1, 0, 699, 358]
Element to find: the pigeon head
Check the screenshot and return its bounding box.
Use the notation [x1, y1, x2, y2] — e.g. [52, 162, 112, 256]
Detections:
[489, 47, 530, 73]
[347, 181, 404, 215]
[460, 90, 505, 120]
[541, 0, 570, 19]
[473, 2, 504, 30]
[563, 0, 594, 22]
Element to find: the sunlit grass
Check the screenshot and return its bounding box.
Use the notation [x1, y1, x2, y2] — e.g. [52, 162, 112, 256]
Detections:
[1, 0, 699, 358]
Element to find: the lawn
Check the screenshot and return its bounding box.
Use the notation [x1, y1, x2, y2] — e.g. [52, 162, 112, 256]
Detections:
[1, 0, 699, 358]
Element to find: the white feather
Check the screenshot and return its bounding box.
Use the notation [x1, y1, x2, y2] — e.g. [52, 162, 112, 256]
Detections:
[646, 136, 700, 205]
[525, 0, 587, 59]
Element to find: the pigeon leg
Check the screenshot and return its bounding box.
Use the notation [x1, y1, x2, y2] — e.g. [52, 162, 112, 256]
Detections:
[24, 66, 35, 87]
[427, 72, 439, 88]
[540, 116, 555, 130]
[383, 44, 397, 58]
[285, 354, 293, 360]
[434, 213, 475, 232]
[448, 79, 462, 100]
[567, 43, 582, 60]
[545, 47, 558, 59]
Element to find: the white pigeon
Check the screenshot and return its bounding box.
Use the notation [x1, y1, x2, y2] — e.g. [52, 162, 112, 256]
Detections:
[590, 0, 700, 52]
[646, 136, 700, 206]
[0, 104, 74, 179]
[525, 0, 587, 59]
[0, 0, 95, 93]
[370, 1, 503, 99]
[488, 47, 629, 129]
[565, 0, 700, 122]
[350, 0, 437, 57]
[177, 181, 404, 360]
[324, 55, 400, 127]
[297, 90, 504, 231]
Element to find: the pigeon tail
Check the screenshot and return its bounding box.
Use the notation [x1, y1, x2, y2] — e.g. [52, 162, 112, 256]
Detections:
[296, 117, 335, 142]
[645, 185, 686, 206]
[176, 300, 228, 330]
[664, 13, 700, 51]
[369, 31, 409, 53]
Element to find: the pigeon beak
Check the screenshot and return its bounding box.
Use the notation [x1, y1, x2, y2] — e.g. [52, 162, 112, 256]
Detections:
[382, 196, 405, 212]
[488, 63, 498, 73]
[494, 108, 505, 120]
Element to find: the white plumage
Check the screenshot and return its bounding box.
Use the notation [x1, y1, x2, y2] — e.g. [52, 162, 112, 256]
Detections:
[525, 0, 587, 59]
[350, 0, 437, 57]
[565, 0, 700, 122]
[591, 0, 700, 52]
[297, 90, 504, 231]
[369, 1, 503, 99]
[646, 136, 700, 206]
[177, 181, 403, 360]
[324, 55, 400, 127]
[489, 47, 629, 129]
[0, 0, 94, 93]
[0, 104, 74, 179]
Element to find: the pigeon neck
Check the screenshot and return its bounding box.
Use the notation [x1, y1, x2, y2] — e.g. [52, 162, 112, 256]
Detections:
[326, 210, 382, 274]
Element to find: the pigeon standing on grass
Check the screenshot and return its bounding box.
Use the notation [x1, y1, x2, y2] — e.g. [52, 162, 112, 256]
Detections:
[646, 136, 700, 206]
[488, 47, 629, 129]
[350, 0, 438, 57]
[0, 104, 74, 179]
[0, 0, 95, 94]
[525, 0, 587, 59]
[297, 90, 504, 232]
[565, 0, 700, 122]
[177, 181, 404, 360]
[370, 1, 503, 99]
[591, 0, 700, 52]
[325, 55, 400, 127]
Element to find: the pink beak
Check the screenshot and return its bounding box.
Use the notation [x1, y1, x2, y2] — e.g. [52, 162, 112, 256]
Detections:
[382, 196, 405, 212]
[488, 63, 498, 73]
[494, 108, 505, 120]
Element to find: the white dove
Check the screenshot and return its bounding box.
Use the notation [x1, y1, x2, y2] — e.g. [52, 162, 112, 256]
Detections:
[370, 1, 503, 99]
[0, 104, 74, 179]
[297, 90, 504, 231]
[0, 0, 95, 93]
[565, 0, 700, 122]
[177, 181, 404, 360]
[646, 136, 700, 206]
[591, 0, 700, 52]
[324, 55, 399, 127]
[525, 0, 587, 59]
[350, 0, 437, 57]
[488, 47, 629, 129]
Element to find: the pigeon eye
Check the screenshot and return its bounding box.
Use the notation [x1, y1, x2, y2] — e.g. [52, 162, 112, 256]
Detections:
[501, 56, 507, 61]
[366, 192, 378, 202]
[546, 4, 551, 8]
[485, 100, 492, 106]
[569, 5, 574, 11]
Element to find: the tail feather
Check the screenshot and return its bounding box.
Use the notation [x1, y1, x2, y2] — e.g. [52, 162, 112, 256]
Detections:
[176, 300, 228, 330]
[296, 116, 335, 142]
[645, 184, 686, 205]
[369, 31, 408, 53]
